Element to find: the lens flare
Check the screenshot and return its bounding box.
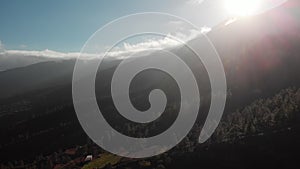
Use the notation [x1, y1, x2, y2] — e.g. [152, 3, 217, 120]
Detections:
[225, 0, 261, 17]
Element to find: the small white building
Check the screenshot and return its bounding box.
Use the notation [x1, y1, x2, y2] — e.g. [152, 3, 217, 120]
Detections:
[84, 155, 93, 162]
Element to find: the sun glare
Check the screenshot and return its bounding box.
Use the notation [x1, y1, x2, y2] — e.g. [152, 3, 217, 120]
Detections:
[225, 0, 261, 17]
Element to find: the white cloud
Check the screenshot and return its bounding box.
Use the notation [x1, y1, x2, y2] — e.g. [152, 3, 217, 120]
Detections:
[122, 37, 179, 52]
[1, 49, 80, 59]
[200, 26, 212, 34]
[116, 28, 201, 57]
[0, 29, 202, 70]
[0, 29, 199, 60]
[0, 46, 81, 70]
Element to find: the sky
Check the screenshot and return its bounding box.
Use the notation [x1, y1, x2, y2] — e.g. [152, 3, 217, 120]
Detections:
[0, 0, 229, 52]
[0, 0, 287, 53]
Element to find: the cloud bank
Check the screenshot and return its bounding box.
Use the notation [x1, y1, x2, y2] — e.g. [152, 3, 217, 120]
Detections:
[0, 28, 204, 71]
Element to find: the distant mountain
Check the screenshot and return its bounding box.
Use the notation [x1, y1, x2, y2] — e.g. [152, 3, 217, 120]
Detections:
[0, 60, 75, 100]
[0, 0, 299, 108]
[0, 49, 72, 71]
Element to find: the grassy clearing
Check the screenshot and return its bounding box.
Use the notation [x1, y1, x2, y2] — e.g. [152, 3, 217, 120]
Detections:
[82, 153, 122, 169]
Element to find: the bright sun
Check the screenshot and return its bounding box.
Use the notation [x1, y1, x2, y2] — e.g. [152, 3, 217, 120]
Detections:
[225, 0, 261, 17]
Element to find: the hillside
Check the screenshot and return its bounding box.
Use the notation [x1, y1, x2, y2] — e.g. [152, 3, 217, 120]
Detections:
[0, 0, 300, 168]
